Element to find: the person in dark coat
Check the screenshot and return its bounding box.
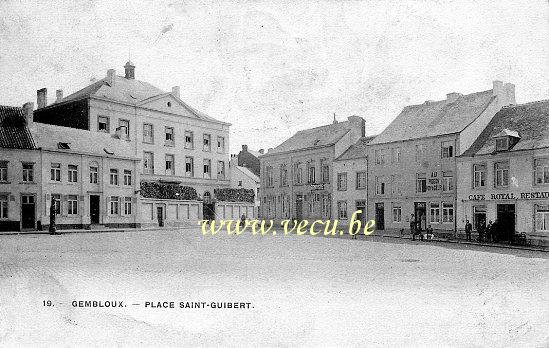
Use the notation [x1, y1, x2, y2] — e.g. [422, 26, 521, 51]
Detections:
[478, 219, 486, 242]
[486, 220, 493, 242]
[491, 219, 499, 243]
[465, 220, 472, 241]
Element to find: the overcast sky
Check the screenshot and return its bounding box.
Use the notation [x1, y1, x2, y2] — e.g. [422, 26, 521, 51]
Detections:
[1, 0, 548, 153]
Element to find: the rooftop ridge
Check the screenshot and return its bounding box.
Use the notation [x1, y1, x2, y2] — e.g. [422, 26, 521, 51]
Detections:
[501, 98, 549, 109]
[406, 89, 492, 108]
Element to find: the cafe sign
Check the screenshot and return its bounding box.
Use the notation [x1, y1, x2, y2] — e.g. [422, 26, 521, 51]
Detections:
[468, 191, 549, 201]
[427, 172, 441, 192]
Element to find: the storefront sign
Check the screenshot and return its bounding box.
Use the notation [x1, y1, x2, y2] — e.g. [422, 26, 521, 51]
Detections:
[468, 191, 549, 201]
[310, 183, 325, 191]
[427, 172, 440, 191]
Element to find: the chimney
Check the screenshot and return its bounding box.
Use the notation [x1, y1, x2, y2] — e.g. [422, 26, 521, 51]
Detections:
[347, 115, 365, 139]
[230, 154, 238, 167]
[172, 86, 180, 99]
[504, 82, 516, 106]
[492, 80, 503, 97]
[242, 144, 248, 152]
[259, 149, 264, 154]
[124, 61, 135, 79]
[107, 69, 116, 86]
[446, 92, 461, 102]
[22, 102, 34, 126]
[56, 89, 63, 103]
[37, 88, 47, 109]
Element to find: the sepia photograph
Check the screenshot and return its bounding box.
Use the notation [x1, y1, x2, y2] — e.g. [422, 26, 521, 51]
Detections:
[0, 0, 548, 346]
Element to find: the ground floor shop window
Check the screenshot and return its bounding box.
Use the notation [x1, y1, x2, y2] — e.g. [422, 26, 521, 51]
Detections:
[535, 204, 549, 232]
[0, 194, 8, 219]
[392, 204, 401, 223]
[337, 201, 347, 219]
[429, 202, 440, 223]
[124, 197, 132, 215]
[442, 202, 454, 223]
[110, 196, 120, 215]
[67, 195, 78, 215]
[473, 205, 486, 231]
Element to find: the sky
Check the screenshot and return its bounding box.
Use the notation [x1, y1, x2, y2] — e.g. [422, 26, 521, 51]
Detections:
[0, 0, 548, 153]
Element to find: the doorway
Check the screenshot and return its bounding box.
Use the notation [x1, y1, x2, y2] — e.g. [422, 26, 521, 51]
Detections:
[375, 203, 384, 230]
[414, 202, 426, 232]
[21, 194, 36, 230]
[90, 195, 100, 224]
[295, 195, 303, 221]
[157, 206, 164, 227]
[356, 200, 366, 224]
[202, 191, 215, 221]
[497, 204, 515, 241]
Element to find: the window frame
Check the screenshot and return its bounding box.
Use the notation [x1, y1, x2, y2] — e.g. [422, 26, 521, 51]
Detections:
[165, 154, 175, 176]
[123, 169, 132, 186]
[0, 161, 7, 182]
[143, 123, 154, 144]
[67, 195, 78, 215]
[429, 202, 440, 224]
[109, 168, 119, 186]
[51, 163, 61, 182]
[22, 163, 34, 182]
[185, 156, 194, 177]
[67, 164, 78, 183]
[165, 126, 175, 146]
[356, 171, 367, 190]
[494, 161, 510, 188]
[337, 172, 347, 191]
[337, 201, 348, 219]
[143, 152, 154, 174]
[89, 166, 98, 184]
[98, 116, 110, 133]
[416, 173, 427, 193]
[473, 163, 487, 188]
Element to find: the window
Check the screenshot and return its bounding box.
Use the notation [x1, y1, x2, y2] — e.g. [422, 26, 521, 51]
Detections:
[429, 202, 440, 223]
[494, 161, 509, 187]
[0, 194, 8, 219]
[68, 165, 78, 183]
[124, 197, 132, 215]
[337, 201, 348, 219]
[89, 166, 98, 184]
[110, 169, 119, 185]
[535, 158, 549, 185]
[307, 164, 316, 184]
[473, 163, 486, 188]
[375, 149, 386, 165]
[51, 163, 61, 182]
[356, 171, 367, 189]
[442, 171, 454, 192]
[57, 142, 70, 149]
[0, 161, 7, 182]
[416, 144, 426, 162]
[67, 195, 78, 215]
[337, 173, 347, 191]
[473, 205, 486, 231]
[266, 166, 274, 187]
[392, 148, 401, 163]
[280, 165, 288, 187]
[442, 202, 454, 223]
[375, 176, 385, 195]
[203, 134, 211, 151]
[143, 152, 154, 174]
[416, 173, 426, 193]
[185, 157, 194, 177]
[143, 124, 154, 143]
[165, 155, 174, 175]
[203, 159, 211, 179]
[22, 163, 34, 182]
[110, 196, 119, 215]
[217, 161, 225, 180]
[51, 194, 61, 215]
[217, 136, 225, 153]
[294, 163, 303, 184]
[118, 119, 130, 139]
[535, 204, 549, 232]
[165, 127, 175, 146]
[441, 141, 454, 158]
[392, 205, 402, 223]
[123, 170, 132, 186]
[495, 137, 509, 151]
[185, 131, 194, 149]
[321, 160, 330, 183]
[98, 116, 109, 132]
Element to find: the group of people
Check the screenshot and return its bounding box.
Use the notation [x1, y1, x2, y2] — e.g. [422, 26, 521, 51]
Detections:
[409, 214, 434, 241]
[464, 219, 500, 243]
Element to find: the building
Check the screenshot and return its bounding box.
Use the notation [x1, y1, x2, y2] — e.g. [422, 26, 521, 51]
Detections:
[0, 103, 40, 231]
[230, 155, 260, 217]
[332, 136, 376, 225]
[236, 145, 263, 177]
[259, 116, 365, 221]
[367, 81, 515, 236]
[457, 100, 549, 246]
[31, 122, 141, 230]
[32, 62, 232, 222]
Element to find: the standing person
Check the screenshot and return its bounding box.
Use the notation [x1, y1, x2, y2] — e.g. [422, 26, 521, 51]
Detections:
[410, 214, 416, 240]
[478, 219, 485, 243]
[486, 220, 493, 242]
[491, 219, 499, 243]
[49, 197, 58, 235]
[465, 220, 472, 241]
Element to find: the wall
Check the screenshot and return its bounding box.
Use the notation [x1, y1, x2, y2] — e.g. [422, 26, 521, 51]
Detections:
[33, 99, 89, 130]
[332, 157, 368, 225]
[140, 198, 201, 228]
[230, 165, 259, 211]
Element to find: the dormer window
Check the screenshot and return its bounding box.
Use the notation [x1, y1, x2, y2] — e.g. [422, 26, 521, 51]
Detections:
[495, 137, 509, 151]
[57, 142, 70, 149]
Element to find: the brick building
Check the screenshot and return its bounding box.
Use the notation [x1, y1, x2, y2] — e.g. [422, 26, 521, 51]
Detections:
[367, 81, 515, 235]
[457, 100, 549, 246]
[259, 116, 365, 221]
[236, 145, 263, 177]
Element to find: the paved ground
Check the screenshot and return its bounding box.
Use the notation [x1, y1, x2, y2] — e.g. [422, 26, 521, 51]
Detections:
[0, 228, 547, 347]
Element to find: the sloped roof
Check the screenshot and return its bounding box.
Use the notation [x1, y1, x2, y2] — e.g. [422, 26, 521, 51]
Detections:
[371, 90, 495, 144]
[60, 74, 225, 124]
[462, 100, 549, 157]
[492, 128, 520, 138]
[32, 123, 139, 160]
[266, 121, 352, 155]
[0, 105, 36, 150]
[235, 165, 260, 183]
[335, 135, 377, 161]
